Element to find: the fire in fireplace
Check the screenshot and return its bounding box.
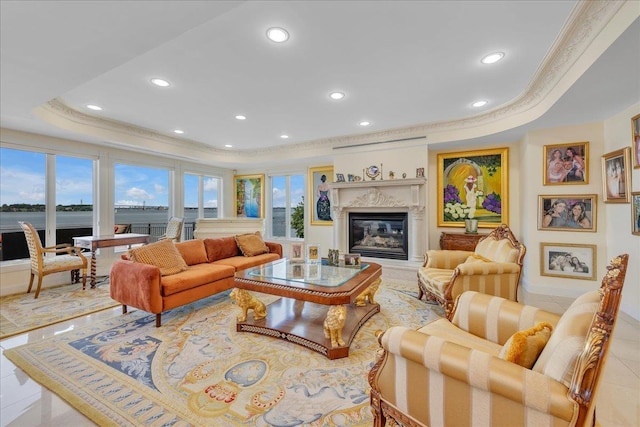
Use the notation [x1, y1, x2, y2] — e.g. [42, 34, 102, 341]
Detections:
[348, 212, 408, 260]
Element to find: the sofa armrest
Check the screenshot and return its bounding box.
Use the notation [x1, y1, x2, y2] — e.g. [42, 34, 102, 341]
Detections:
[424, 249, 472, 268]
[455, 261, 520, 275]
[374, 326, 575, 423]
[450, 291, 561, 344]
[110, 260, 163, 314]
[265, 241, 283, 258]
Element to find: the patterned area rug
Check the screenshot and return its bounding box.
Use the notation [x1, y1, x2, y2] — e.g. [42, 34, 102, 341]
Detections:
[0, 281, 118, 339]
[5, 281, 443, 426]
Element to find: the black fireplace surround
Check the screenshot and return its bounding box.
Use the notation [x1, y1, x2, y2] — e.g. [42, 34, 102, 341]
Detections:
[348, 212, 408, 260]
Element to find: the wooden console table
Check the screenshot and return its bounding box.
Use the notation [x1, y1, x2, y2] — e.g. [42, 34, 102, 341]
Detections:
[439, 232, 487, 251]
[73, 233, 150, 287]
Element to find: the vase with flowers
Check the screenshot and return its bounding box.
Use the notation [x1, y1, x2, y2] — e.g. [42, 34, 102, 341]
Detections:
[443, 201, 478, 233]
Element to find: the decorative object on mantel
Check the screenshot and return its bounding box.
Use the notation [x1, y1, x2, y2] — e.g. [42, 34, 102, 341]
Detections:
[347, 174, 354, 182]
[306, 243, 320, 264]
[402, 172, 407, 179]
[416, 168, 425, 178]
[336, 173, 345, 182]
[365, 164, 382, 180]
[388, 171, 395, 179]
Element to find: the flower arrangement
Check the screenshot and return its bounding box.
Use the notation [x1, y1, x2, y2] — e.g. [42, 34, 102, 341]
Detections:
[443, 184, 463, 204]
[443, 202, 474, 221]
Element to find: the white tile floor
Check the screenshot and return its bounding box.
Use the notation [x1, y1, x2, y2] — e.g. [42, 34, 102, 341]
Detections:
[1, 293, 638, 426]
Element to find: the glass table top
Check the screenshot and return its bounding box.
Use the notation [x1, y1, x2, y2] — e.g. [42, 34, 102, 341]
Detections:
[246, 259, 369, 287]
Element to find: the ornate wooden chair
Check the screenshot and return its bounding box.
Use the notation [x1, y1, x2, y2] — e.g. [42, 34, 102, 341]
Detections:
[418, 224, 526, 318]
[19, 221, 88, 298]
[159, 216, 183, 242]
[370, 254, 629, 427]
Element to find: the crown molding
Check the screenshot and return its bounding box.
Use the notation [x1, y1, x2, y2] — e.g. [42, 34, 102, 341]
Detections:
[34, 0, 629, 162]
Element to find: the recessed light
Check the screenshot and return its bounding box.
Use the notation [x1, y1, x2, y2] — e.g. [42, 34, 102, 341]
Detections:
[280, 134, 289, 139]
[329, 91, 345, 100]
[86, 104, 102, 111]
[225, 144, 233, 148]
[359, 121, 371, 126]
[481, 52, 504, 64]
[472, 100, 488, 107]
[150, 78, 170, 87]
[266, 27, 289, 43]
[173, 129, 184, 134]
[235, 115, 246, 120]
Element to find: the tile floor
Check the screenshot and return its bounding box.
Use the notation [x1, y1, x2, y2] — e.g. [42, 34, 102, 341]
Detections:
[1, 292, 638, 426]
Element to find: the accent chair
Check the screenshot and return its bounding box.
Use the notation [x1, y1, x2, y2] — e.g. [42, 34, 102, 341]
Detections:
[19, 221, 88, 298]
[369, 254, 629, 427]
[418, 223, 525, 318]
[159, 216, 183, 242]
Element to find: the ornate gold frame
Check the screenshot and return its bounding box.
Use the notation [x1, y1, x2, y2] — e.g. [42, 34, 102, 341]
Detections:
[233, 174, 265, 218]
[308, 166, 334, 226]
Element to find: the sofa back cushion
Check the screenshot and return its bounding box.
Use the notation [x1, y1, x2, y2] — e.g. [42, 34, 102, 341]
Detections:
[235, 232, 270, 257]
[128, 239, 188, 276]
[532, 290, 600, 387]
[175, 239, 208, 266]
[204, 236, 240, 262]
[475, 236, 520, 264]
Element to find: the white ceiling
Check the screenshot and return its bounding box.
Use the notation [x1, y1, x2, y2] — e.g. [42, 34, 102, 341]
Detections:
[1, 1, 639, 167]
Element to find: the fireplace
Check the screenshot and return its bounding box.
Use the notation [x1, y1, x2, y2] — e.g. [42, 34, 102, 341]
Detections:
[348, 212, 408, 260]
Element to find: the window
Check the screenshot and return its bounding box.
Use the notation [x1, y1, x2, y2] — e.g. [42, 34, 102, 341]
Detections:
[271, 174, 304, 238]
[184, 173, 219, 225]
[0, 148, 94, 261]
[114, 163, 169, 239]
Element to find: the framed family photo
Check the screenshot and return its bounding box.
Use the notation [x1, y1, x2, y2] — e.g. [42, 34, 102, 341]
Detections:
[601, 147, 631, 203]
[306, 243, 320, 264]
[543, 142, 589, 185]
[632, 192, 640, 236]
[234, 174, 265, 218]
[309, 166, 334, 226]
[290, 242, 304, 263]
[437, 147, 509, 228]
[540, 242, 597, 281]
[537, 194, 597, 232]
[632, 113, 640, 169]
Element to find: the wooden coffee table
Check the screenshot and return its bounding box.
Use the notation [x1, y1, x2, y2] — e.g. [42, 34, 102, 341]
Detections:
[233, 259, 382, 359]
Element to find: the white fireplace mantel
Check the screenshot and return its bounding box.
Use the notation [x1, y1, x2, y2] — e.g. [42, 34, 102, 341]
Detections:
[329, 178, 427, 263]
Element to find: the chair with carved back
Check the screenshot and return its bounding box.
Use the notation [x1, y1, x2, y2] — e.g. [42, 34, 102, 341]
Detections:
[19, 221, 88, 298]
[418, 223, 526, 318]
[369, 254, 629, 427]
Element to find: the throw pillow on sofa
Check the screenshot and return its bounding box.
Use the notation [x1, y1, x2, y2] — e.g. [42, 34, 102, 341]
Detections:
[498, 322, 553, 368]
[128, 239, 188, 276]
[235, 232, 270, 257]
[175, 239, 208, 265]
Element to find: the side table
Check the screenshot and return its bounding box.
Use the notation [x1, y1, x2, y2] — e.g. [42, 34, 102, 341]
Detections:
[439, 232, 487, 251]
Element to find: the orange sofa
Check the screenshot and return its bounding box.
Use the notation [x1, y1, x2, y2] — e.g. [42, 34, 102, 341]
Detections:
[110, 236, 282, 326]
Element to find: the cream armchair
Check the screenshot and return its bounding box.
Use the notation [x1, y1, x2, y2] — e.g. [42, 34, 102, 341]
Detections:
[418, 224, 525, 318]
[369, 254, 628, 427]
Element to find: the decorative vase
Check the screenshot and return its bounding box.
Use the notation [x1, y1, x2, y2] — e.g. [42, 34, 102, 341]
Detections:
[464, 219, 478, 234]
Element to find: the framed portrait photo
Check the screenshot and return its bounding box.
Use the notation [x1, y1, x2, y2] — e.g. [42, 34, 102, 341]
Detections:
[632, 113, 640, 169]
[632, 192, 640, 236]
[543, 142, 589, 185]
[309, 166, 334, 226]
[437, 147, 509, 228]
[234, 174, 265, 218]
[537, 194, 597, 232]
[290, 242, 304, 263]
[540, 242, 597, 281]
[306, 243, 320, 264]
[601, 147, 631, 203]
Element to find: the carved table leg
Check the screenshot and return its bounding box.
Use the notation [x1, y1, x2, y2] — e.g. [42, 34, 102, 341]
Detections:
[90, 252, 97, 288]
[323, 305, 347, 347]
[230, 288, 267, 322]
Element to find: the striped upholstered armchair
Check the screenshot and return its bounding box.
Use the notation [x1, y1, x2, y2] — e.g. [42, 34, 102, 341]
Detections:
[369, 254, 628, 427]
[418, 224, 525, 318]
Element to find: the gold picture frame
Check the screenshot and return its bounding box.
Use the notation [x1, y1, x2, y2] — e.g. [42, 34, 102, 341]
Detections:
[543, 141, 589, 185]
[234, 174, 265, 218]
[601, 147, 631, 203]
[437, 147, 509, 228]
[632, 113, 640, 169]
[537, 194, 597, 232]
[540, 242, 597, 281]
[309, 166, 334, 226]
[632, 192, 640, 236]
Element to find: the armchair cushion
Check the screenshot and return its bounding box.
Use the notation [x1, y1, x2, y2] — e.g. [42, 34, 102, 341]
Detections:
[498, 322, 553, 368]
[128, 239, 188, 276]
[474, 236, 520, 263]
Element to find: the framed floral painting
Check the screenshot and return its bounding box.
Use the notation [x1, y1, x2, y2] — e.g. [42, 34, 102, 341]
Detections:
[234, 174, 264, 218]
[438, 147, 509, 228]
